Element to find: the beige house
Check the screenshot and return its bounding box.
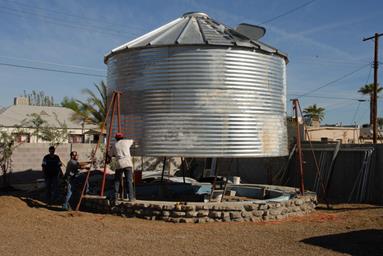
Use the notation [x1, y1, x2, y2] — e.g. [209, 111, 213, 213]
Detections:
[305, 126, 360, 144]
[0, 97, 101, 143]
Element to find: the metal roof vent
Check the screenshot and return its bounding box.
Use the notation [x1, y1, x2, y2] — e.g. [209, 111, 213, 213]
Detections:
[105, 13, 289, 157]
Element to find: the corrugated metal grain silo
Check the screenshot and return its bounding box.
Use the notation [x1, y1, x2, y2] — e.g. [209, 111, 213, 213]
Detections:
[104, 12, 288, 157]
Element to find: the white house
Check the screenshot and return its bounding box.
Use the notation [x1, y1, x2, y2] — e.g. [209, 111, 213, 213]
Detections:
[0, 97, 101, 143]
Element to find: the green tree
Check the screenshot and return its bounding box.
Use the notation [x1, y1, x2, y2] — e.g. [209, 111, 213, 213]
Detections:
[61, 96, 80, 111]
[0, 131, 23, 187]
[23, 113, 68, 146]
[358, 83, 382, 126]
[63, 81, 107, 128]
[303, 104, 325, 124]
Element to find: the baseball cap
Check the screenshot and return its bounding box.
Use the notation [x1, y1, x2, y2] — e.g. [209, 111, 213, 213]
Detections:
[115, 132, 124, 139]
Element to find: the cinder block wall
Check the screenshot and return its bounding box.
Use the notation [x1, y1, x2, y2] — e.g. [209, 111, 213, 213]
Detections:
[11, 143, 70, 172]
[6, 143, 181, 184]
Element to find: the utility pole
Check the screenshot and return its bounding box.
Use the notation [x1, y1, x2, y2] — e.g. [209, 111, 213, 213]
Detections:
[363, 33, 383, 144]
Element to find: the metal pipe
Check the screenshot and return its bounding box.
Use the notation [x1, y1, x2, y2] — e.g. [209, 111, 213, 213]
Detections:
[292, 99, 304, 195]
[117, 91, 121, 133]
[160, 157, 166, 183]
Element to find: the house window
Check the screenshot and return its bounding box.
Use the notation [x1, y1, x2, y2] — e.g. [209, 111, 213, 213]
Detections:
[68, 134, 84, 143]
[13, 133, 30, 143]
[92, 134, 100, 143]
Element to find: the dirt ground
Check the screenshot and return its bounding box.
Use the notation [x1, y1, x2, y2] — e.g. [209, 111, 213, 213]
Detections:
[0, 195, 382, 256]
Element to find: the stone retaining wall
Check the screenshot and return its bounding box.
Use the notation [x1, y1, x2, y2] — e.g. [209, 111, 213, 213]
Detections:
[82, 193, 317, 223]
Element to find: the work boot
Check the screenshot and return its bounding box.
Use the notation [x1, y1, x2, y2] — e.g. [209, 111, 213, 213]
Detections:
[62, 203, 71, 211]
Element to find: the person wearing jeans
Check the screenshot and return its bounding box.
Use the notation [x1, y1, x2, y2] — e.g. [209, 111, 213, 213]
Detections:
[109, 133, 135, 203]
[63, 151, 91, 210]
[114, 167, 134, 201]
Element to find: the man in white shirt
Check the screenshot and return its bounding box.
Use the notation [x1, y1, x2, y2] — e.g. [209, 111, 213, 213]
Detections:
[109, 132, 135, 202]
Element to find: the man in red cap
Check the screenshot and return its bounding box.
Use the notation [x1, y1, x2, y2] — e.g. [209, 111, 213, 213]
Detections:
[109, 132, 135, 203]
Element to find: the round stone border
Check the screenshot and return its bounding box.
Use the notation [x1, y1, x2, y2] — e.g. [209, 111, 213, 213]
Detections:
[82, 184, 317, 223]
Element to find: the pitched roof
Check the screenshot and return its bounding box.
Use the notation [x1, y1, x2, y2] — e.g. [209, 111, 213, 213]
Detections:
[104, 12, 287, 63]
[0, 105, 97, 129]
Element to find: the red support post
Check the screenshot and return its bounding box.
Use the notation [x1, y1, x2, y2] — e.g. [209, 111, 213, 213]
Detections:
[76, 91, 119, 210]
[100, 92, 118, 196]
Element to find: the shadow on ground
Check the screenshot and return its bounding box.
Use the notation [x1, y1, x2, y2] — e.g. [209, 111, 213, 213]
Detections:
[316, 205, 383, 212]
[0, 186, 66, 211]
[301, 229, 383, 256]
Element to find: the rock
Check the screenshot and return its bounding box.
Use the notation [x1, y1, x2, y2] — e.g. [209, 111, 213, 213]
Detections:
[186, 211, 197, 218]
[292, 207, 301, 212]
[208, 211, 221, 219]
[196, 218, 207, 223]
[195, 205, 208, 210]
[252, 210, 264, 217]
[244, 204, 256, 211]
[167, 218, 180, 223]
[241, 211, 252, 218]
[152, 210, 161, 216]
[269, 209, 282, 216]
[171, 211, 186, 217]
[150, 204, 163, 211]
[263, 215, 276, 221]
[197, 211, 209, 217]
[137, 203, 149, 208]
[221, 212, 230, 219]
[181, 205, 195, 211]
[212, 205, 225, 211]
[294, 199, 304, 206]
[230, 211, 242, 220]
[163, 205, 175, 211]
[179, 218, 194, 223]
[250, 217, 262, 222]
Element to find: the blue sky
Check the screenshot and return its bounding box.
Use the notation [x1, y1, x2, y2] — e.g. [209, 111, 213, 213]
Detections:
[0, 0, 382, 124]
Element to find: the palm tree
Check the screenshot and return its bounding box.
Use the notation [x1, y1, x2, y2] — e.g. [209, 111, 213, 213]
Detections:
[358, 83, 382, 126]
[62, 81, 107, 128]
[303, 104, 325, 124]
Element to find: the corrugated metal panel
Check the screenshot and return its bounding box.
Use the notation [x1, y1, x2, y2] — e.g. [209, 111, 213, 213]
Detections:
[107, 46, 288, 157]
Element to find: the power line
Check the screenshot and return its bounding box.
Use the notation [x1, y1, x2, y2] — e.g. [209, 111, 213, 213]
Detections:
[293, 57, 369, 66]
[297, 64, 370, 98]
[0, 55, 105, 72]
[0, 62, 105, 78]
[260, 0, 317, 25]
[288, 94, 367, 101]
[364, 64, 373, 85]
[3, 0, 143, 31]
[0, 5, 138, 38]
[351, 100, 364, 124]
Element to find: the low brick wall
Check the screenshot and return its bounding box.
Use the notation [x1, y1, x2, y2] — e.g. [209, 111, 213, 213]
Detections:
[82, 193, 317, 223]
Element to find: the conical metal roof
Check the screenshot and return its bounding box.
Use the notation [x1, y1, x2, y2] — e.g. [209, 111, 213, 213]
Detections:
[104, 12, 287, 63]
